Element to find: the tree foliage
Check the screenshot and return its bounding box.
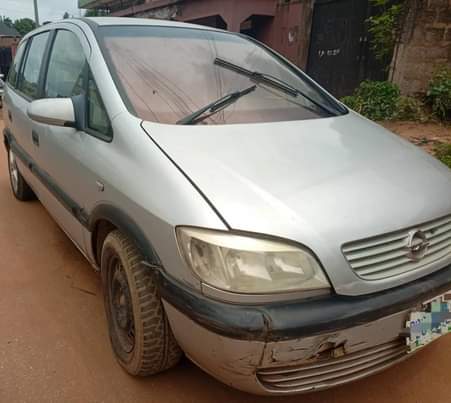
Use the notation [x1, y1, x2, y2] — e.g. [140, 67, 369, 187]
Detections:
[367, 0, 403, 61]
[0, 16, 14, 28]
[13, 18, 36, 36]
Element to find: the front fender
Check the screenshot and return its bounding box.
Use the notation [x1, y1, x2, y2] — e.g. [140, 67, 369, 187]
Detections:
[88, 203, 161, 266]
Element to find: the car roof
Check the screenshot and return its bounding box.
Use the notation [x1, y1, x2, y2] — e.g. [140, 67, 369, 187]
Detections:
[85, 17, 216, 30]
[21, 17, 224, 42]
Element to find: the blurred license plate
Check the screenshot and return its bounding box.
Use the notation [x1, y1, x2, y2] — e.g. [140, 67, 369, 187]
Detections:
[406, 292, 451, 352]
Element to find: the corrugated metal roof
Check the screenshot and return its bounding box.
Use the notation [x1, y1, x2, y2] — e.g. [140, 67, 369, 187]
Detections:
[0, 21, 20, 37]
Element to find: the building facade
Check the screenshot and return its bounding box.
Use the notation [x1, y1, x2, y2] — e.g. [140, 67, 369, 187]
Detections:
[80, 0, 315, 67]
[0, 22, 21, 76]
[79, 0, 389, 97]
[391, 0, 451, 95]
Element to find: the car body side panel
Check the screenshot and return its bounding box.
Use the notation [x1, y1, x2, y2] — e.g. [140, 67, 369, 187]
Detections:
[5, 88, 37, 164]
[5, 20, 228, 290]
[74, 20, 229, 286]
[4, 84, 56, 207]
[3, 128, 41, 199]
[79, 111, 227, 288]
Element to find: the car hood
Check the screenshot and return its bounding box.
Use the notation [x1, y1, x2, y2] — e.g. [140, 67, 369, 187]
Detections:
[142, 112, 451, 295]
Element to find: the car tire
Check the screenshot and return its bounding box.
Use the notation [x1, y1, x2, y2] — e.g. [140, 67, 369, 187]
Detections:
[101, 230, 182, 376]
[7, 148, 36, 201]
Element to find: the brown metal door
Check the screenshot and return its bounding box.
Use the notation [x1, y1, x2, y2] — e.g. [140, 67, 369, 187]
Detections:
[307, 0, 369, 98]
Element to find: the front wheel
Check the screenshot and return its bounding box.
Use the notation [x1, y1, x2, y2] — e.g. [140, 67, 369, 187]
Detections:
[101, 230, 182, 376]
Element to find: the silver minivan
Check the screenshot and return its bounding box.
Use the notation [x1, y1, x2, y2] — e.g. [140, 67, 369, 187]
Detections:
[3, 17, 451, 395]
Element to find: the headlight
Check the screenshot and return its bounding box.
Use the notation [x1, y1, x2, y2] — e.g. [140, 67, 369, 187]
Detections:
[177, 227, 330, 294]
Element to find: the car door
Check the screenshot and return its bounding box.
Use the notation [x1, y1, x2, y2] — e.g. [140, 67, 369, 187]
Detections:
[37, 27, 113, 253]
[4, 32, 51, 197]
[3, 38, 27, 143]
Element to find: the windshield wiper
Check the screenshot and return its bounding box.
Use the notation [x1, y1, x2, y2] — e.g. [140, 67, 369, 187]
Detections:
[214, 57, 335, 116]
[176, 85, 256, 125]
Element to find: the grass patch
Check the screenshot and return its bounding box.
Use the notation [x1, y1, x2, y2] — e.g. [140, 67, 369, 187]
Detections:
[435, 143, 451, 168]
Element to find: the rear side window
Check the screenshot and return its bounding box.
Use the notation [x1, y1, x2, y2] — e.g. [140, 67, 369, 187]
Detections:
[7, 41, 27, 88]
[18, 32, 50, 99]
[44, 30, 86, 98]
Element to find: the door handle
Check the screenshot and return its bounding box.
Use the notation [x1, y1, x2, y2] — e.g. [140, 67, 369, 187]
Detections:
[32, 130, 40, 147]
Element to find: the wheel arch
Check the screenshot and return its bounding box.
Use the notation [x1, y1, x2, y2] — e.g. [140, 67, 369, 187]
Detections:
[88, 204, 161, 268]
[3, 127, 11, 150]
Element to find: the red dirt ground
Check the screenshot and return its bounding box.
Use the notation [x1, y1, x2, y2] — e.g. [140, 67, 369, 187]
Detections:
[382, 121, 451, 154]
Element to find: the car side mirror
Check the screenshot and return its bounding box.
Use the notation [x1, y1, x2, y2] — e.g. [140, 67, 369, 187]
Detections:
[27, 98, 77, 128]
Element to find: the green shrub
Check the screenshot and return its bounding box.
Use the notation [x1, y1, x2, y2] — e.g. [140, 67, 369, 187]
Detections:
[394, 96, 427, 121]
[435, 143, 451, 168]
[367, 1, 403, 61]
[340, 95, 359, 111]
[341, 80, 400, 120]
[426, 67, 451, 121]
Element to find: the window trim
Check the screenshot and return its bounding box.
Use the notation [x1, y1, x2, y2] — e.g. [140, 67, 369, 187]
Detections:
[7, 39, 27, 89]
[13, 39, 33, 101]
[84, 68, 113, 142]
[14, 30, 52, 102]
[38, 30, 57, 99]
[42, 28, 82, 99]
[40, 28, 113, 142]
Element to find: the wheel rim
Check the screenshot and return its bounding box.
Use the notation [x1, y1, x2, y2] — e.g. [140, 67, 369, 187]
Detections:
[9, 150, 19, 194]
[108, 256, 135, 354]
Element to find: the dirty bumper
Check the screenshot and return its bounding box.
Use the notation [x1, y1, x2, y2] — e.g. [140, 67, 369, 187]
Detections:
[159, 264, 451, 395]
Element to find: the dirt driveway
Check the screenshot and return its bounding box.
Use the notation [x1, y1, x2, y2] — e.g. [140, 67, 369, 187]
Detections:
[1, 117, 451, 403]
[383, 121, 451, 150]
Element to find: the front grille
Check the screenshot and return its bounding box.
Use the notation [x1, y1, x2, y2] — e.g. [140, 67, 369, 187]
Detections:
[342, 215, 451, 281]
[257, 339, 407, 393]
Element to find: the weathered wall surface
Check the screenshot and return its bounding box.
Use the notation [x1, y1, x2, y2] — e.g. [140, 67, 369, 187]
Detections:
[262, 0, 314, 69]
[0, 36, 20, 50]
[391, 0, 451, 95]
[110, 0, 315, 70]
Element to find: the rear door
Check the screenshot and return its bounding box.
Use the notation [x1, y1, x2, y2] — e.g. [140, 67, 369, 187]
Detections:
[10, 32, 51, 158]
[4, 32, 51, 195]
[3, 39, 26, 125]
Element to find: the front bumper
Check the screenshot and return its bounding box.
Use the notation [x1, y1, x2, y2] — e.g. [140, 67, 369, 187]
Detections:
[159, 264, 451, 395]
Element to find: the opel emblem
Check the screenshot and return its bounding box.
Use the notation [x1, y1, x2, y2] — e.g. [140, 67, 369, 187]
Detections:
[405, 230, 429, 261]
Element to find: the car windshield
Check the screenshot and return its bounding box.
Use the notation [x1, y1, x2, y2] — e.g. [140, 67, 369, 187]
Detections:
[99, 25, 346, 125]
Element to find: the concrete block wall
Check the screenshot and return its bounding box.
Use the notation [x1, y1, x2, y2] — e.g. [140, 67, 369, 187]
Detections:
[391, 0, 451, 95]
